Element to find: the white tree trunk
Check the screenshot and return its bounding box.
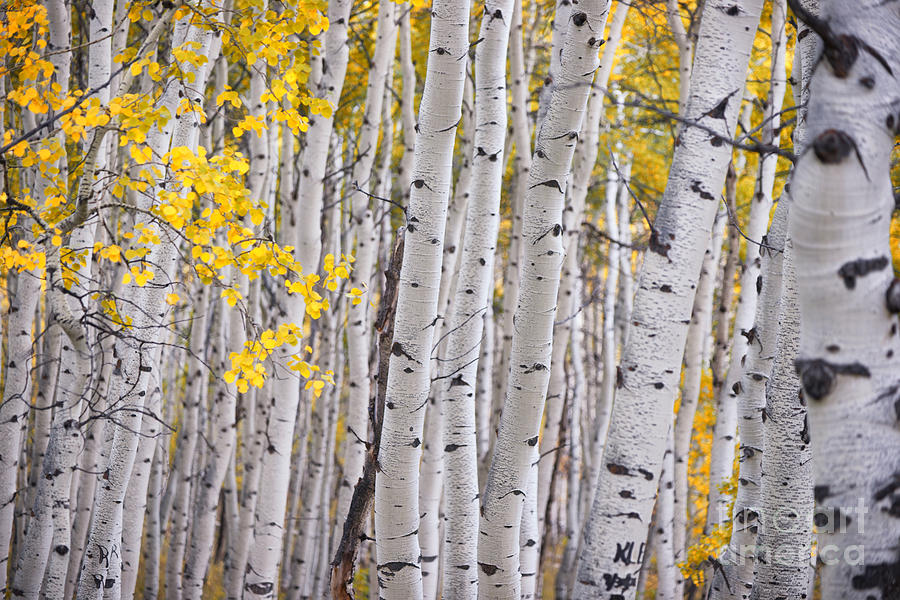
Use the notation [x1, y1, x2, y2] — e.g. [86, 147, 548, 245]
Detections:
[790, 2, 900, 597]
[655, 427, 677, 600]
[708, 3, 787, 533]
[574, 2, 764, 596]
[750, 237, 812, 600]
[532, 5, 630, 580]
[336, 2, 397, 580]
[478, 1, 611, 596]
[437, 0, 515, 593]
[373, 0, 470, 594]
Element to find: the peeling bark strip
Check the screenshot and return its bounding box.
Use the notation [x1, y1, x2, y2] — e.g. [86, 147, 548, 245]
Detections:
[790, 1, 900, 598]
[574, 2, 764, 598]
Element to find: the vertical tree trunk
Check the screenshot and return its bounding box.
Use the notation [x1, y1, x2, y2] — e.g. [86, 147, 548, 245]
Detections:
[437, 0, 515, 593]
[790, 2, 900, 598]
[478, 1, 611, 595]
[373, 0, 470, 594]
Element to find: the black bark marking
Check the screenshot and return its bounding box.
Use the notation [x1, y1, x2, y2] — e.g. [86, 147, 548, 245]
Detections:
[813, 129, 854, 163]
[245, 582, 274, 595]
[838, 255, 888, 289]
[648, 229, 671, 258]
[571, 11, 587, 26]
[607, 463, 629, 476]
[379, 561, 419, 574]
[637, 468, 654, 481]
[886, 279, 900, 312]
[449, 374, 469, 387]
[391, 342, 420, 364]
[444, 443, 463, 452]
[795, 358, 871, 400]
[478, 562, 501, 575]
[873, 474, 900, 502]
[851, 562, 900, 598]
[811, 129, 870, 179]
[703, 89, 738, 121]
[690, 180, 715, 200]
[529, 179, 564, 193]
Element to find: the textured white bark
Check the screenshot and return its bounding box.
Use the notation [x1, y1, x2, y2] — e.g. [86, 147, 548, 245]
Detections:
[12, 265, 90, 600]
[478, 1, 611, 596]
[418, 394, 444, 600]
[555, 287, 587, 600]
[672, 201, 725, 565]
[615, 161, 633, 350]
[585, 165, 623, 515]
[790, 2, 900, 598]
[475, 304, 495, 475]
[665, 0, 692, 120]
[120, 370, 164, 600]
[241, 5, 351, 592]
[166, 290, 211, 600]
[706, 168, 742, 535]
[183, 298, 239, 600]
[750, 238, 812, 600]
[141, 441, 164, 600]
[574, 2, 763, 597]
[492, 0, 530, 436]
[708, 6, 787, 535]
[397, 5, 417, 194]
[72, 14, 211, 597]
[533, 5, 630, 579]
[655, 427, 677, 600]
[0, 268, 40, 595]
[373, 0, 470, 593]
[437, 0, 515, 594]
[292, 0, 351, 272]
[710, 9, 798, 599]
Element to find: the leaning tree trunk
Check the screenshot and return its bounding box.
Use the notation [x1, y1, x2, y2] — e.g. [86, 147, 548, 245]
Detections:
[373, 0, 471, 594]
[573, 2, 764, 597]
[477, 0, 612, 596]
[789, 1, 900, 599]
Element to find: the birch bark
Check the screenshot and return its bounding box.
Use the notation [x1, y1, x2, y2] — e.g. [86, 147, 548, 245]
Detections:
[438, 0, 516, 593]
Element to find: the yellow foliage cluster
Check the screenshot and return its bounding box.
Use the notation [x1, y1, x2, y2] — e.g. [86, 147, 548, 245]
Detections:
[676, 369, 739, 587]
[1, 0, 347, 396]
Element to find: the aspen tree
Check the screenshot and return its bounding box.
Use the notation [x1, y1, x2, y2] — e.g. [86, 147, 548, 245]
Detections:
[574, 2, 764, 596]
[437, 0, 516, 592]
[340, 1, 398, 575]
[534, 4, 630, 575]
[478, 0, 612, 595]
[790, 1, 900, 598]
[373, 0, 471, 594]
